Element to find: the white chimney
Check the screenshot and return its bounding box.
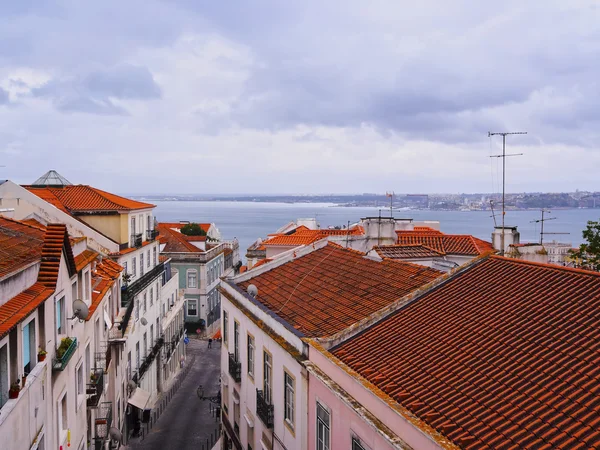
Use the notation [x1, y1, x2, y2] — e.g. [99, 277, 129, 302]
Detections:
[492, 226, 520, 253]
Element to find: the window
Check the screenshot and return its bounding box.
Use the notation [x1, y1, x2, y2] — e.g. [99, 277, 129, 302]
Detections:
[59, 393, 68, 433]
[284, 372, 295, 428]
[147, 215, 152, 233]
[153, 247, 157, 266]
[316, 402, 330, 450]
[131, 216, 136, 235]
[247, 335, 255, 378]
[76, 362, 84, 409]
[135, 299, 140, 321]
[143, 333, 147, 358]
[84, 270, 91, 301]
[140, 253, 144, 276]
[71, 281, 77, 303]
[56, 297, 65, 335]
[263, 351, 272, 405]
[150, 288, 154, 306]
[187, 299, 198, 317]
[23, 319, 35, 374]
[352, 437, 367, 450]
[187, 270, 197, 288]
[248, 424, 254, 450]
[234, 321, 240, 361]
[0, 344, 7, 408]
[123, 261, 128, 275]
[85, 344, 90, 375]
[136, 342, 140, 369]
[143, 293, 147, 314]
[223, 311, 228, 346]
[147, 250, 150, 268]
[132, 257, 137, 276]
[150, 325, 154, 348]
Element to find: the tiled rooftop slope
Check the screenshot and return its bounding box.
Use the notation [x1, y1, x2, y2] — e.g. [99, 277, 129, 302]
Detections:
[333, 255, 600, 449]
[236, 243, 443, 338]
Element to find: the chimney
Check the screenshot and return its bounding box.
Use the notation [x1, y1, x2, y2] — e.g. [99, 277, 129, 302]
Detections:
[492, 226, 520, 253]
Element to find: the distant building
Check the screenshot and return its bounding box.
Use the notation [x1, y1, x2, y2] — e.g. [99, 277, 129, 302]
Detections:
[157, 222, 240, 336]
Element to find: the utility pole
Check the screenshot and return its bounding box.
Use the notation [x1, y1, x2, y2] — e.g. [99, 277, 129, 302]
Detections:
[488, 131, 527, 255]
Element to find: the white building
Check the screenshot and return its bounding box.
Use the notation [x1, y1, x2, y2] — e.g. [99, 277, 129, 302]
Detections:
[219, 240, 443, 449]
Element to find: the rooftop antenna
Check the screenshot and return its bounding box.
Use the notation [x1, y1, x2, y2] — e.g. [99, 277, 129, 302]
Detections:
[489, 200, 499, 227]
[488, 131, 527, 255]
[386, 191, 394, 218]
[530, 209, 569, 245]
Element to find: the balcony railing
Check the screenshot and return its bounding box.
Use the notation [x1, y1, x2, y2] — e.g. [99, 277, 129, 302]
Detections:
[53, 337, 77, 372]
[94, 402, 112, 450]
[131, 233, 143, 247]
[256, 389, 274, 428]
[228, 353, 241, 382]
[147, 229, 158, 241]
[86, 369, 104, 408]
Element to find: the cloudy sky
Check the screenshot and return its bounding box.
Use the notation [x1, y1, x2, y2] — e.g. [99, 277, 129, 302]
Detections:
[0, 1, 598, 194]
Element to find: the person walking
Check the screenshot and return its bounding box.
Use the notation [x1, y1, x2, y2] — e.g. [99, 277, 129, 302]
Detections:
[208, 338, 212, 348]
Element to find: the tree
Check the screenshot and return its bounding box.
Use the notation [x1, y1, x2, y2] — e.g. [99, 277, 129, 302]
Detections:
[570, 220, 600, 271]
[180, 223, 207, 237]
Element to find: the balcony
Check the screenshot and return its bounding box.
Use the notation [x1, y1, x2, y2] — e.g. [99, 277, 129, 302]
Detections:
[131, 233, 143, 248]
[53, 337, 77, 372]
[86, 369, 104, 408]
[147, 229, 158, 241]
[256, 390, 274, 428]
[94, 402, 112, 450]
[228, 353, 241, 383]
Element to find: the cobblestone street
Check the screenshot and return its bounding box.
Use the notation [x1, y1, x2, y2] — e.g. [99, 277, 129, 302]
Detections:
[129, 338, 222, 450]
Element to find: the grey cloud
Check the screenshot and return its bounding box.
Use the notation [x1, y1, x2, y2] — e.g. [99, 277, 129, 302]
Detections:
[0, 88, 9, 104]
[83, 65, 161, 99]
[33, 64, 160, 115]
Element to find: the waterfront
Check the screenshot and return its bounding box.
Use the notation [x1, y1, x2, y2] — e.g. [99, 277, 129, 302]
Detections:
[153, 201, 598, 259]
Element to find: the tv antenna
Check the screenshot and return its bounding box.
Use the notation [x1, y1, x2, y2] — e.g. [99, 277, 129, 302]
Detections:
[386, 191, 394, 218]
[489, 200, 499, 227]
[488, 131, 527, 255]
[530, 209, 569, 245]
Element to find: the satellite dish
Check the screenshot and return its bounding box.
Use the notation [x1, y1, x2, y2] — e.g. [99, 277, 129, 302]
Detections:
[140, 317, 148, 326]
[72, 299, 89, 321]
[247, 284, 258, 298]
[109, 427, 122, 442]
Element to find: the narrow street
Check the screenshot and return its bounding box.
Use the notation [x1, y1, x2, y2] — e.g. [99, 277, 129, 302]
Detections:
[129, 338, 222, 450]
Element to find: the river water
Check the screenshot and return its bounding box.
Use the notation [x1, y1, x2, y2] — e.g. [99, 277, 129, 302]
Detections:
[153, 201, 598, 260]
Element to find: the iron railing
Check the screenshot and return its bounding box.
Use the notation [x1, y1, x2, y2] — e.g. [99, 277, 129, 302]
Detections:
[94, 402, 112, 450]
[86, 369, 104, 407]
[228, 353, 241, 382]
[256, 389, 274, 428]
[131, 233, 143, 247]
[53, 338, 77, 372]
[147, 229, 158, 241]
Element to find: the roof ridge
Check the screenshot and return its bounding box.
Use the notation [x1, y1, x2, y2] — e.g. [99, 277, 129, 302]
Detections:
[490, 254, 600, 276]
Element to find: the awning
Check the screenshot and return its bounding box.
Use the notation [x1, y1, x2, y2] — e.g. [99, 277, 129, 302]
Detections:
[127, 388, 151, 410]
[212, 329, 221, 339]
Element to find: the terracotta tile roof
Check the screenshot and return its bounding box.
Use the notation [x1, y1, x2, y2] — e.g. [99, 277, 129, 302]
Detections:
[236, 243, 443, 338]
[185, 235, 207, 242]
[158, 255, 169, 263]
[159, 222, 211, 233]
[333, 256, 600, 449]
[0, 217, 46, 278]
[74, 249, 99, 272]
[0, 283, 54, 338]
[0, 223, 76, 338]
[262, 225, 364, 247]
[25, 185, 154, 212]
[396, 231, 495, 256]
[239, 266, 248, 273]
[374, 244, 445, 259]
[157, 224, 202, 253]
[413, 226, 441, 233]
[21, 218, 47, 230]
[251, 258, 272, 269]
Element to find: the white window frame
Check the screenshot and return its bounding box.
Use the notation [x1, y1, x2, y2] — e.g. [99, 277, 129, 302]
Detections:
[284, 371, 295, 429]
[186, 299, 198, 317]
[187, 270, 197, 289]
[247, 334, 255, 378]
[55, 296, 66, 337]
[76, 360, 84, 411]
[223, 310, 228, 346]
[147, 250, 151, 268]
[132, 257, 137, 277]
[263, 350, 272, 405]
[316, 401, 331, 450]
[57, 390, 68, 445]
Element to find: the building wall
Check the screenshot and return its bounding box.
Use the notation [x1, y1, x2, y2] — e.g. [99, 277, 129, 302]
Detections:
[309, 346, 443, 450]
[220, 287, 308, 450]
[79, 214, 122, 243]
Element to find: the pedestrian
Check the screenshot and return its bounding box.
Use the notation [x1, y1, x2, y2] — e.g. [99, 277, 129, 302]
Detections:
[208, 338, 212, 348]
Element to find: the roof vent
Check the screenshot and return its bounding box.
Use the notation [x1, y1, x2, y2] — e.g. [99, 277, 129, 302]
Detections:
[247, 284, 258, 298]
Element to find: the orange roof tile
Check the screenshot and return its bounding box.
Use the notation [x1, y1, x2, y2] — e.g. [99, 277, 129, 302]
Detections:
[0, 217, 46, 278]
[374, 244, 445, 259]
[333, 256, 600, 449]
[235, 243, 442, 338]
[413, 226, 441, 232]
[157, 224, 203, 253]
[25, 185, 154, 212]
[239, 266, 248, 273]
[74, 249, 99, 272]
[262, 225, 364, 247]
[87, 257, 123, 319]
[396, 231, 495, 256]
[0, 223, 75, 338]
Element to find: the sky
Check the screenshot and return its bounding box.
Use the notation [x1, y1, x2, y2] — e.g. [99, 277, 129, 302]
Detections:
[0, 0, 599, 195]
